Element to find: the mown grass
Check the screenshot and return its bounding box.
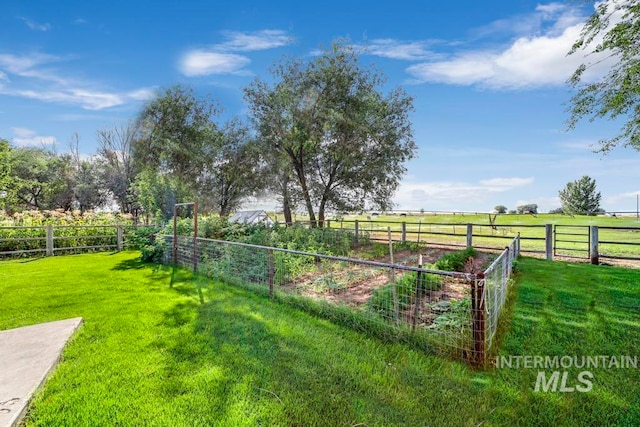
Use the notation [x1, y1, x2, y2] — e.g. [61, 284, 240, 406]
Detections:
[0, 252, 638, 426]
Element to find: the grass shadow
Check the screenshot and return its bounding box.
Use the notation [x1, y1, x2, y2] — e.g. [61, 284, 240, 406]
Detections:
[111, 257, 147, 271]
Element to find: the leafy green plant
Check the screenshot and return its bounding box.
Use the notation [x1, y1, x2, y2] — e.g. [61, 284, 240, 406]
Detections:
[140, 238, 166, 263]
[368, 271, 443, 319]
[434, 247, 477, 272]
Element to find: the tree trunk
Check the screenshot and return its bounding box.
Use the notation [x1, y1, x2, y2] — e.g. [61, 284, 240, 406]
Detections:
[291, 161, 317, 227]
[318, 197, 327, 228]
[282, 186, 293, 225]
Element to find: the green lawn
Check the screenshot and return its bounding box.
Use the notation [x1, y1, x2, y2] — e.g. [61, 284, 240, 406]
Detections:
[0, 251, 638, 426]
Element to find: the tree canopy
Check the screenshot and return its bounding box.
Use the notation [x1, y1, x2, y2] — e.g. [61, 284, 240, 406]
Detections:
[245, 42, 416, 226]
[135, 85, 221, 183]
[567, 1, 640, 152]
[559, 175, 602, 216]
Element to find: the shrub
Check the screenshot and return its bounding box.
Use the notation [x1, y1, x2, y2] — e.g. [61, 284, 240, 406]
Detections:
[434, 248, 477, 272]
[125, 227, 160, 250]
[140, 238, 166, 263]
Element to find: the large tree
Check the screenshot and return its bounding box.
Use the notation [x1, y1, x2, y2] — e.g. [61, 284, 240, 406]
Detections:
[8, 147, 75, 211]
[96, 121, 141, 214]
[197, 119, 264, 217]
[567, 1, 640, 152]
[245, 42, 416, 226]
[134, 84, 220, 185]
[559, 175, 602, 216]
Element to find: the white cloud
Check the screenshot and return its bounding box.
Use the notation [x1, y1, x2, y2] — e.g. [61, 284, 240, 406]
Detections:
[394, 176, 534, 208]
[73, 18, 88, 25]
[0, 52, 154, 109]
[179, 51, 251, 77]
[479, 177, 535, 189]
[20, 17, 51, 32]
[10, 127, 57, 146]
[406, 3, 615, 89]
[604, 191, 640, 205]
[178, 29, 292, 77]
[218, 30, 292, 52]
[360, 39, 437, 61]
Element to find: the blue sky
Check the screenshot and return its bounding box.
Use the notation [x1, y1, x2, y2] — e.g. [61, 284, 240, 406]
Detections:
[1, 0, 638, 213]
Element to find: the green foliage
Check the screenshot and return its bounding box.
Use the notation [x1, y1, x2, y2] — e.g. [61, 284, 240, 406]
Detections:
[0, 211, 137, 257]
[198, 119, 266, 216]
[568, 1, 640, 152]
[7, 146, 75, 211]
[494, 205, 507, 214]
[125, 226, 160, 250]
[558, 175, 602, 216]
[135, 84, 220, 183]
[368, 271, 442, 319]
[245, 41, 416, 223]
[433, 247, 477, 272]
[140, 238, 166, 263]
[426, 297, 471, 331]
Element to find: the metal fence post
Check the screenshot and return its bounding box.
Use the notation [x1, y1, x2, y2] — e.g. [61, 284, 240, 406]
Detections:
[471, 273, 486, 367]
[401, 222, 407, 242]
[590, 226, 599, 265]
[268, 249, 275, 298]
[193, 201, 198, 273]
[173, 205, 178, 265]
[46, 225, 54, 256]
[116, 226, 123, 251]
[466, 224, 473, 248]
[545, 224, 553, 260]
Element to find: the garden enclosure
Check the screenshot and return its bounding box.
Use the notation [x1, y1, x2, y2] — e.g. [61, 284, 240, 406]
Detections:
[164, 233, 520, 366]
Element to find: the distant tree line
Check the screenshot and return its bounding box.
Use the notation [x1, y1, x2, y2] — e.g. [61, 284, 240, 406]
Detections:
[0, 43, 416, 226]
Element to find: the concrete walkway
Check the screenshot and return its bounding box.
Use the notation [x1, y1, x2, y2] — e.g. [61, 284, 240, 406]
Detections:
[0, 318, 83, 427]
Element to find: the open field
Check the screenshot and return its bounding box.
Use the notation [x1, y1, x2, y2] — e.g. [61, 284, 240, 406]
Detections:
[1, 251, 638, 426]
[305, 212, 640, 260]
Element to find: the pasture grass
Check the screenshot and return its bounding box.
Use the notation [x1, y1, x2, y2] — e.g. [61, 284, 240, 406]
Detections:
[0, 251, 638, 426]
[327, 212, 640, 259]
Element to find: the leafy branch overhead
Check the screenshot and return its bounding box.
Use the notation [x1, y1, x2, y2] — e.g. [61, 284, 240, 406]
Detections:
[567, 1, 640, 152]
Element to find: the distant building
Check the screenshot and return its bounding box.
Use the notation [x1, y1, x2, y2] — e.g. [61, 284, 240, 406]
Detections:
[228, 210, 275, 226]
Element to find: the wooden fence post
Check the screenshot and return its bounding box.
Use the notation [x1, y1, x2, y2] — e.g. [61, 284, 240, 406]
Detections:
[46, 225, 54, 257]
[466, 224, 473, 248]
[471, 273, 486, 366]
[354, 220, 359, 245]
[545, 224, 553, 260]
[590, 226, 599, 265]
[116, 226, 123, 251]
[401, 222, 407, 242]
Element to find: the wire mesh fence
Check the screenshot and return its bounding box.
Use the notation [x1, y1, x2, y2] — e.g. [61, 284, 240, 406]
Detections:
[163, 234, 521, 365]
[481, 235, 520, 354]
